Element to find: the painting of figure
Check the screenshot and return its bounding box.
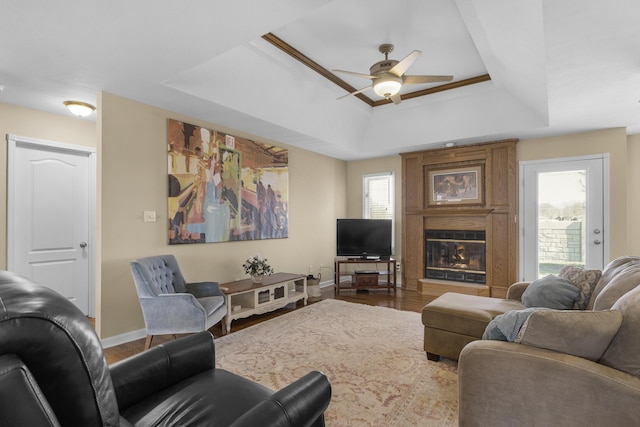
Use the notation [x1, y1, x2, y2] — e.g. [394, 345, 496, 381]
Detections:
[167, 119, 289, 244]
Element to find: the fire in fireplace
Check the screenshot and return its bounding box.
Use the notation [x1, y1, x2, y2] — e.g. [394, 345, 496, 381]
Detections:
[425, 230, 486, 284]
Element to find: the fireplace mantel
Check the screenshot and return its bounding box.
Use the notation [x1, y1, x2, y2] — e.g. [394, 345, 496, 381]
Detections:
[400, 139, 518, 299]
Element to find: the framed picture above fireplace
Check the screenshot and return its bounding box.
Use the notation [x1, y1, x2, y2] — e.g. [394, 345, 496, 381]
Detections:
[427, 164, 484, 206]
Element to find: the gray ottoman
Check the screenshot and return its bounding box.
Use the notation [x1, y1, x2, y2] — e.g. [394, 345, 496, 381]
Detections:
[422, 292, 524, 361]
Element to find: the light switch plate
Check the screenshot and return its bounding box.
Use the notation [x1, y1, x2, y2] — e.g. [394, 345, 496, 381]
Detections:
[143, 211, 157, 222]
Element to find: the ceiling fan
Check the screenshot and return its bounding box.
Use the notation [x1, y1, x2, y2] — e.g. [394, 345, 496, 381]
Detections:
[333, 44, 453, 105]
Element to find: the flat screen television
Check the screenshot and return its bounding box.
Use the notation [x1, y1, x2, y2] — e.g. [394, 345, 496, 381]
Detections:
[336, 219, 392, 259]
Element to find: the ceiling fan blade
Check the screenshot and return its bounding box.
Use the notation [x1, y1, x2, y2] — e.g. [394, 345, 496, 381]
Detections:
[389, 93, 402, 105]
[333, 69, 377, 80]
[388, 50, 421, 77]
[337, 84, 371, 100]
[403, 75, 454, 85]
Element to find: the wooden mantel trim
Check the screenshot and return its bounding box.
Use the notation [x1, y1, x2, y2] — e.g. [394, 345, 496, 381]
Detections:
[409, 208, 495, 216]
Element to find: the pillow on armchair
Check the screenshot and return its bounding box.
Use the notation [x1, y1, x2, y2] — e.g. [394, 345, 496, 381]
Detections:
[521, 274, 580, 309]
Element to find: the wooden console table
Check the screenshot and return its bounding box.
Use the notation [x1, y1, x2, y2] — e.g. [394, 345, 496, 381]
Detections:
[334, 257, 397, 294]
[220, 273, 307, 333]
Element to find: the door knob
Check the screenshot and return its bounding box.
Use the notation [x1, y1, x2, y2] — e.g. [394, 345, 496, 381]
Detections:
[80, 242, 88, 248]
[594, 240, 601, 245]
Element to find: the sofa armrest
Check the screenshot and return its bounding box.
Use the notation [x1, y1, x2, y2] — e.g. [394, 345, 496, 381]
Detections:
[458, 340, 640, 427]
[505, 281, 530, 300]
[229, 371, 332, 427]
[186, 281, 223, 298]
[110, 331, 215, 411]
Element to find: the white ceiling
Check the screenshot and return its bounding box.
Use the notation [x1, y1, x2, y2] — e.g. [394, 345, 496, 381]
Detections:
[1, 0, 639, 160]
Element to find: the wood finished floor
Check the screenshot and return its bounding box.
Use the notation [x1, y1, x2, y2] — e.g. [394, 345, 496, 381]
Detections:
[103, 286, 432, 365]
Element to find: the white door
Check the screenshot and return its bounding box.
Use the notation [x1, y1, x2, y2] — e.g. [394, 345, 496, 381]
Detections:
[519, 155, 608, 281]
[7, 134, 95, 315]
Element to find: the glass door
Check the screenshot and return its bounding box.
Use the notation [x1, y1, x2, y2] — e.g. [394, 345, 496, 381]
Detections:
[520, 155, 607, 280]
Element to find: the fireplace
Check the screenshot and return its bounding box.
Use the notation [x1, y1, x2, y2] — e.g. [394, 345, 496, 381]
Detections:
[425, 230, 486, 284]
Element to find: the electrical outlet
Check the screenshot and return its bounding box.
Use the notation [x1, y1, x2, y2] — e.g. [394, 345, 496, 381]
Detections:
[396, 262, 401, 271]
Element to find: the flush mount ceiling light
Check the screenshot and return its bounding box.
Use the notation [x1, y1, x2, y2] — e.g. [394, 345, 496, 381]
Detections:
[63, 100, 95, 117]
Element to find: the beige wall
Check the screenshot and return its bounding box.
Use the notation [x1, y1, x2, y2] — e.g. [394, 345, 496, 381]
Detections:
[517, 128, 628, 259]
[0, 103, 96, 270]
[99, 93, 347, 338]
[627, 134, 640, 256]
[4, 100, 640, 340]
[346, 156, 403, 264]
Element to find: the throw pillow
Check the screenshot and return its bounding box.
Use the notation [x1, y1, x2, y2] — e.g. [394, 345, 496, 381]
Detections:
[482, 307, 549, 341]
[521, 274, 580, 309]
[558, 266, 602, 310]
[515, 309, 623, 361]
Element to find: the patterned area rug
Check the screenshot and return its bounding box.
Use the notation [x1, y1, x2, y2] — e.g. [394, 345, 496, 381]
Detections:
[215, 299, 458, 426]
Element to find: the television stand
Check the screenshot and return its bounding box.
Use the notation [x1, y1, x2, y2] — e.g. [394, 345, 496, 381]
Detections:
[334, 257, 397, 295]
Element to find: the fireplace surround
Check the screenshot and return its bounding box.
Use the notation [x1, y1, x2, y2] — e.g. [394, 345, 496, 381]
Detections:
[401, 139, 518, 298]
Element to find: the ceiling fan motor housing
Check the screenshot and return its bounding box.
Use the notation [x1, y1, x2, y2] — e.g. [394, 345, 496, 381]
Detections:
[370, 60, 399, 76]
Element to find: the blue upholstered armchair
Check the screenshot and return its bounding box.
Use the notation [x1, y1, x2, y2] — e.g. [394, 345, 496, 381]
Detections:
[130, 254, 227, 349]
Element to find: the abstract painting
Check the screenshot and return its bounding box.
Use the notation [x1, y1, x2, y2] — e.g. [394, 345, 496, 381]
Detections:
[167, 119, 288, 244]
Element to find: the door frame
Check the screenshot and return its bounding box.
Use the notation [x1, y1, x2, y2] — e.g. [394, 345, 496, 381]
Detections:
[518, 153, 610, 281]
[6, 134, 97, 317]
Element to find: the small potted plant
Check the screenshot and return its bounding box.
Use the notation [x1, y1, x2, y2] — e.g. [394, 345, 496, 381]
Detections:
[243, 255, 274, 283]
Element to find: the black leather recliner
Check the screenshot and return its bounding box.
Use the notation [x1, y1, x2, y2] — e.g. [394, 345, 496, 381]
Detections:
[0, 270, 331, 426]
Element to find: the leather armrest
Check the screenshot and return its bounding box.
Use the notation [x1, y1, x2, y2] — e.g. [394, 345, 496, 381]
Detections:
[0, 354, 60, 427]
[186, 281, 223, 298]
[229, 371, 331, 427]
[110, 331, 215, 411]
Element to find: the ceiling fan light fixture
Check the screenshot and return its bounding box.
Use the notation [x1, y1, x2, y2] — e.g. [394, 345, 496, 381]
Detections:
[373, 75, 402, 98]
[63, 100, 95, 117]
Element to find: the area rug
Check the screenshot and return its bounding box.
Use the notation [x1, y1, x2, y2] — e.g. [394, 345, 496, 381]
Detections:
[214, 299, 458, 426]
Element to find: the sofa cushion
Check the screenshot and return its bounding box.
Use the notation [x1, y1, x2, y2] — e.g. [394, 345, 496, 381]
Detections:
[558, 266, 602, 310]
[422, 293, 525, 338]
[599, 285, 640, 377]
[592, 260, 640, 310]
[588, 256, 640, 310]
[521, 275, 580, 309]
[482, 307, 547, 341]
[514, 309, 622, 361]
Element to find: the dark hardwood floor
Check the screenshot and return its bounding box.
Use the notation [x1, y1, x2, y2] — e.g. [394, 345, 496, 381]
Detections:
[103, 286, 432, 365]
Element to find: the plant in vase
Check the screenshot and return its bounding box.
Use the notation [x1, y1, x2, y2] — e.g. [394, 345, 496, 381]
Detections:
[243, 255, 274, 283]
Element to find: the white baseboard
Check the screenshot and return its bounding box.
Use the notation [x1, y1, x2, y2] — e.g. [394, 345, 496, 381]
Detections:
[101, 328, 146, 349]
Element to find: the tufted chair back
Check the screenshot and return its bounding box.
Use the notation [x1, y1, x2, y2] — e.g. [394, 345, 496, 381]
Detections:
[130, 254, 188, 297]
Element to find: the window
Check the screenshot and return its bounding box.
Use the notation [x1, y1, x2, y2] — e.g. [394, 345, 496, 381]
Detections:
[363, 172, 395, 252]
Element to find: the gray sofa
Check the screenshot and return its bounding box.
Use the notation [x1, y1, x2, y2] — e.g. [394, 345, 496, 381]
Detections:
[455, 255, 640, 426]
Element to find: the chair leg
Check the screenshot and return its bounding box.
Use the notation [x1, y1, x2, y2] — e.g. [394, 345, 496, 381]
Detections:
[144, 335, 153, 350]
